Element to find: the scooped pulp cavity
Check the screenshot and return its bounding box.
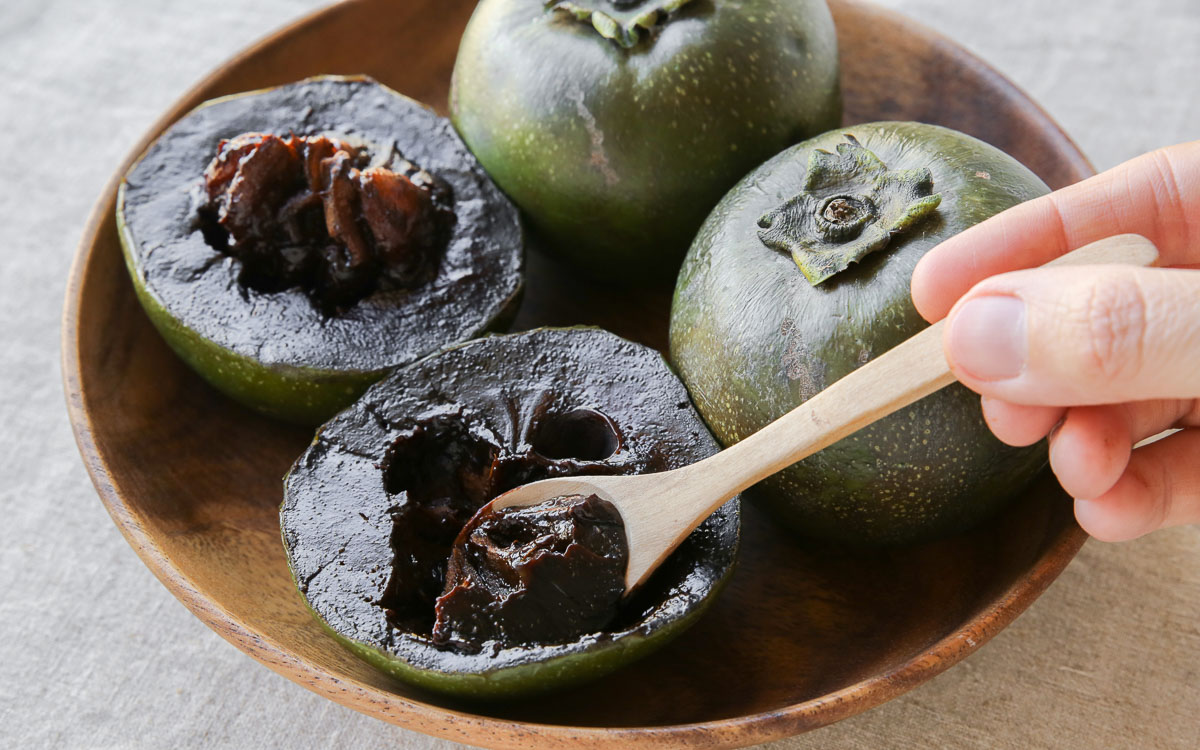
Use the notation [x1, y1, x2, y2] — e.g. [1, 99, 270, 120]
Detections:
[377, 403, 632, 652]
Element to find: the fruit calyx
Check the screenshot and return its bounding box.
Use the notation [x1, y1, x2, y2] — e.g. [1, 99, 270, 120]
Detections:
[757, 135, 942, 285]
[199, 132, 454, 315]
[545, 0, 696, 49]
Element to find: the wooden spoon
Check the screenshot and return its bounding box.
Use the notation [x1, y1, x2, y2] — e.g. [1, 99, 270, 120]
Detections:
[483, 234, 1159, 593]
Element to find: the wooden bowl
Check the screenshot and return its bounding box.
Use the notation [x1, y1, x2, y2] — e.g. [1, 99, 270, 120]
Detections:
[63, 0, 1094, 746]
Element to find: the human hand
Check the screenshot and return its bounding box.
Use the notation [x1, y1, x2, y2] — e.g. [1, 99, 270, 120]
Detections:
[911, 141, 1200, 542]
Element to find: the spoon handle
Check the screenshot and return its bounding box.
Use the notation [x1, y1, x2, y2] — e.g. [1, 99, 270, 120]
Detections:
[691, 233, 1160, 508]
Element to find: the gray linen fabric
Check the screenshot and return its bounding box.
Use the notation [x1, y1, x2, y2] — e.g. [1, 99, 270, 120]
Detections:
[2, 0, 1196, 747]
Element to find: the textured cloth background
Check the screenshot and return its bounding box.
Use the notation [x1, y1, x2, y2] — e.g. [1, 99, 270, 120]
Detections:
[3, 0, 1198, 747]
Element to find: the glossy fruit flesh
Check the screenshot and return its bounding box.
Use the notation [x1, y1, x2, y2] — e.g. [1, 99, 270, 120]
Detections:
[199, 132, 453, 315]
[433, 493, 627, 650]
[281, 328, 739, 697]
[671, 122, 1050, 545]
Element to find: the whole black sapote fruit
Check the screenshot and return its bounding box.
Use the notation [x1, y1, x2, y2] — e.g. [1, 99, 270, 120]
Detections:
[118, 76, 523, 424]
[670, 122, 1049, 545]
[450, 0, 840, 280]
[281, 327, 739, 697]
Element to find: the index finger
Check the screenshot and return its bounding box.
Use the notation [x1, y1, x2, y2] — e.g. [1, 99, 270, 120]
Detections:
[911, 140, 1200, 323]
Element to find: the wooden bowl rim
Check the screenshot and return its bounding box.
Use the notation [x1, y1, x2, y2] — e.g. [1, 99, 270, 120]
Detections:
[62, 0, 1091, 746]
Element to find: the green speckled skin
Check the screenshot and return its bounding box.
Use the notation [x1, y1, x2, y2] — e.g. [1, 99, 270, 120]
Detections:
[118, 205, 380, 424]
[310, 572, 722, 698]
[450, 0, 840, 280]
[671, 122, 1051, 545]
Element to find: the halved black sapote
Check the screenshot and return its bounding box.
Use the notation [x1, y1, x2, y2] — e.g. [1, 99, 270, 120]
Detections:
[117, 76, 523, 424]
[671, 122, 1050, 546]
[281, 328, 739, 697]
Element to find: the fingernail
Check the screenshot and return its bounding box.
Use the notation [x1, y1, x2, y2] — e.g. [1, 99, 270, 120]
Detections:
[948, 295, 1027, 380]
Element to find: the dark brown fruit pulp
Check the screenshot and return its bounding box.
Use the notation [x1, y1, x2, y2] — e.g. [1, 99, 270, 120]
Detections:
[433, 494, 628, 649]
[198, 132, 454, 315]
[377, 403, 630, 647]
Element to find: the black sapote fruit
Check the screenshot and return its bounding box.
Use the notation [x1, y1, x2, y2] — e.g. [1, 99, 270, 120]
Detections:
[450, 0, 841, 280]
[118, 76, 523, 424]
[671, 122, 1050, 545]
[281, 327, 739, 697]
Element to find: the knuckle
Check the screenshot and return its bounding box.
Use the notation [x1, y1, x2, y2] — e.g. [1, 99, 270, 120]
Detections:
[1123, 451, 1171, 530]
[1146, 148, 1192, 249]
[1148, 148, 1186, 217]
[1076, 274, 1149, 382]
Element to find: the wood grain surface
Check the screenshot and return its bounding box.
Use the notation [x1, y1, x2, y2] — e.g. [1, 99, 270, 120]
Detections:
[62, 0, 1095, 746]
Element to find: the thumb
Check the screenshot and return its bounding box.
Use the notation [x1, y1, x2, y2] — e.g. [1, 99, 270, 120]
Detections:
[942, 265, 1200, 406]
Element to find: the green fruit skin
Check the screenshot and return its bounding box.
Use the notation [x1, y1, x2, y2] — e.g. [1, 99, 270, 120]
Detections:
[115, 198, 376, 424]
[450, 0, 841, 280]
[117, 199, 521, 425]
[671, 122, 1051, 545]
[289, 562, 732, 699]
